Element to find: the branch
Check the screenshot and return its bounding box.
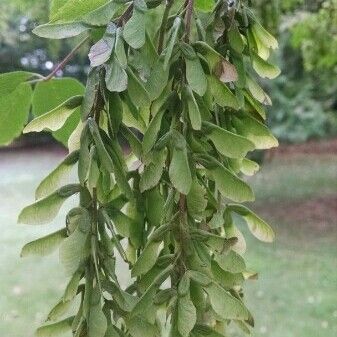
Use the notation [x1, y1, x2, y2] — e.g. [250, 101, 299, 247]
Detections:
[44, 36, 90, 81]
[157, 0, 174, 54]
[116, 3, 134, 27]
[184, 0, 194, 42]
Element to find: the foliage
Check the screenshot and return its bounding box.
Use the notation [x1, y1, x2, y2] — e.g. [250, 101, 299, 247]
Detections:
[1, 0, 280, 336]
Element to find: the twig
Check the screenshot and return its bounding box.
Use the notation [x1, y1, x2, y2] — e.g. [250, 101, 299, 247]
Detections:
[158, 0, 174, 54]
[44, 36, 90, 81]
[184, 0, 194, 42]
[116, 3, 134, 27]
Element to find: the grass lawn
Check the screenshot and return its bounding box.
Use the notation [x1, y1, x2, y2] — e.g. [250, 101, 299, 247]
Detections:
[0, 147, 336, 337]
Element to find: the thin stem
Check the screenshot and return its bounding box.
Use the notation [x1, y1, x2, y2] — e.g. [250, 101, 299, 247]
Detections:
[44, 36, 90, 81]
[157, 0, 174, 54]
[116, 3, 134, 27]
[184, 0, 194, 42]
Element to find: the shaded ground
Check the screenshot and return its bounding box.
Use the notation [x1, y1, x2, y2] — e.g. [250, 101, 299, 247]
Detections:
[0, 139, 337, 337]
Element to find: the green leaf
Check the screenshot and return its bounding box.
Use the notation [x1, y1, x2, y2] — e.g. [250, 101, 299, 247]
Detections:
[36, 151, 79, 200]
[215, 250, 246, 273]
[89, 23, 116, 67]
[140, 149, 167, 192]
[177, 296, 197, 337]
[32, 78, 84, 146]
[183, 86, 202, 130]
[50, 0, 109, 22]
[232, 113, 278, 149]
[228, 25, 245, 54]
[104, 325, 121, 337]
[36, 317, 74, 337]
[169, 147, 192, 195]
[163, 17, 182, 70]
[251, 52, 281, 79]
[18, 185, 81, 225]
[47, 299, 73, 321]
[206, 283, 249, 320]
[0, 71, 35, 96]
[88, 287, 107, 337]
[240, 158, 259, 176]
[132, 241, 161, 277]
[145, 59, 169, 100]
[20, 229, 67, 257]
[251, 22, 278, 50]
[59, 217, 90, 275]
[208, 76, 240, 110]
[127, 316, 159, 337]
[33, 22, 88, 39]
[207, 164, 254, 203]
[203, 122, 255, 158]
[63, 270, 82, 302]
[195, 0, 215, 12]
[142, 109, 165, 154]
[0, 83, 32, 145]
[246, 76, 272, 105]
[123, 1, 147, 49]
[187, 179, 207, 221]
[24, 95, 83, 133]
[186, 56, 207, 96]
[126, 68, 150, 107]
[105, 58, 128, 92]
[227, 204, 275, 242]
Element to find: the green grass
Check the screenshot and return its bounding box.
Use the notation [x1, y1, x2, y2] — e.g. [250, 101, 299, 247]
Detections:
[0, 149, 336, 336]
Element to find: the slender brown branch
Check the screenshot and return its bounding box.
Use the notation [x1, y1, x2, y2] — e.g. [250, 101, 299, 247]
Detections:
[44, 36, 90, 81]
[157, 0, 174, 54]
[116, 3, 134, 27]
[184, 0, 194, 42]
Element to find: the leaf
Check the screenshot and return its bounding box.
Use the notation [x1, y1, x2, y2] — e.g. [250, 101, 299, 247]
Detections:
[104, 325, 121, 337]
[33, 22, 88, 39]
[186, 56, 207, 96]
[177, 296, 197, 337]
[0, 83, 32, 145]
[89, 23, 116, 67]
[82, 68, 100, 120]
[63, 270, 82, 302]
[227, 204, 275, 242]
[123, 2, 147, 49]
[208, 164, 254, 203]
[126, 68, 150, 107]
[228, 25, 245, 54]
[246, 76, 272, 105]
[36, 151, 79, 199]
[131, 241, 161, 277]
[163, 17, 182, 70]
[50, 0, 109, 22]
[18, 185, 81, 225]
[48, 299, 73, 321]
[214, 60, 238, 83]
[32, 78, 84, 146]
[203, 122, 255, 158]
[24, 96, 83, 133]
[0, 71, 35, 96]
[187, 179, 207, 221]
[240, 158, 259, 176]
[215, 250, 246, 273]
[105, 58, 128, 92]
[251, 22, 278, 50]
[208, 76, 240, 110]
[206, 283, 249, 320]
[232, 113, 278, 149]
[59, 218, 90, 275]
[21, 229, 67, 257]
[195, 0, 215, 12]
[140, 150, 167, 192]
[169, 147, 192, 195]
[145, 59, 169, 100]
[88, 288, 107, 337]
[184, 86, 202, 130]
[127, 316, 159, 337]
[251, 52, 281, 79]
[142, 109, 165, 154]
[36, 317, 74, 337]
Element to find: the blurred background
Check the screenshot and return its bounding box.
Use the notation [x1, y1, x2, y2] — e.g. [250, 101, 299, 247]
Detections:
[0, 0, 336, 336]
